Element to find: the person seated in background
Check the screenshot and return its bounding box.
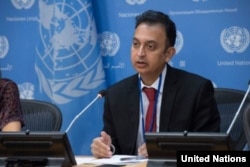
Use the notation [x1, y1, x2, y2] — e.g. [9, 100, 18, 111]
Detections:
[0, 78, 24, 131]
[91, 10, 220, 158]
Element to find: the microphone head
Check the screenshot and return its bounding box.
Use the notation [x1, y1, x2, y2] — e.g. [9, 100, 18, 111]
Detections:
[98, 89, 106, 98]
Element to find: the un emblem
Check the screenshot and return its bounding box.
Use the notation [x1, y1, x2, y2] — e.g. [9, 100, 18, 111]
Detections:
[36, 0, 105, 104]
[98, 31, 120, 56]
[175, 30, 184, 54]
[18, 82, 35, 99]
[220, 26, 250, 53]
[11, 0, 35, 9]
[0, 35, 9, 59]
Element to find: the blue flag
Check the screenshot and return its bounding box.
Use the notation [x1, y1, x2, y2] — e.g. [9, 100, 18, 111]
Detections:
[35, 0, 106, 154]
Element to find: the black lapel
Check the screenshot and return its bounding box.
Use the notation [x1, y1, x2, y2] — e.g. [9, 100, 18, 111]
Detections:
[160, 65, 178, 131]
[125, 76, 140, 154]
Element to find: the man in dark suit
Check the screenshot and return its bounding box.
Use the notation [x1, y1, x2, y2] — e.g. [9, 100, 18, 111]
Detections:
[91, 10, 220, 158]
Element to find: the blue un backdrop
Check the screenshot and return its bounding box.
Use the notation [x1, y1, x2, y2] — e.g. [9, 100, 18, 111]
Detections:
[0, 0, 249, 155]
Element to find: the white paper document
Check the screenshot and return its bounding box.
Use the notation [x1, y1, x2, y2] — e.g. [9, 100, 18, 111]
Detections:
[76, 155, 148, 165]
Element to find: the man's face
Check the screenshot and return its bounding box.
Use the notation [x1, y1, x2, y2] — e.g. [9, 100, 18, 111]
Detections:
[131, 23, 170, 80]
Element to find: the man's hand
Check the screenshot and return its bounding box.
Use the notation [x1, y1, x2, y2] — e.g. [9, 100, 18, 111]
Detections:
[91, 131, 113, 158]
[138, 143, 148, 157]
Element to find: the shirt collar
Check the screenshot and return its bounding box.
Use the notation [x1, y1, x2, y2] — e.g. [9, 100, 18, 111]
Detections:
[139, 64, 167, 93]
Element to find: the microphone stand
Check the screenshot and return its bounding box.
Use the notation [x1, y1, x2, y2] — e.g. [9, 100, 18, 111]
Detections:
[65, 93, 104, 133]
[226, 81, 250, 134]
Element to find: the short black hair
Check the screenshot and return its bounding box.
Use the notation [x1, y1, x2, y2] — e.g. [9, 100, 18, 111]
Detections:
[135, 10, 176, 47]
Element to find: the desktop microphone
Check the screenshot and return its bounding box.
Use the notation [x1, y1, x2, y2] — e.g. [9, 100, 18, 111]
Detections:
[65, 89, 106, 133]
[226, 80, 250, 134]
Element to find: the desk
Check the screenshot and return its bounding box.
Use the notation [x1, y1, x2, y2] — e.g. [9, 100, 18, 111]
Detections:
[76, 161, 147, 167]
[74, 156, 177, 167]
[74, 156, 147, 167]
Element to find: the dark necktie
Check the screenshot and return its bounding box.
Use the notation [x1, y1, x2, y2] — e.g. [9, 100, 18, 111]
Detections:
[143, 87, 156, 132]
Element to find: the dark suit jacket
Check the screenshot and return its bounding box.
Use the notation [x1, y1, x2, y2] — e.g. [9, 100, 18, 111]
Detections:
[103, 64, 220, 155]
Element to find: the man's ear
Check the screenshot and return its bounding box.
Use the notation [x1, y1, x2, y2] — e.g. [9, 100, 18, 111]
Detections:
[165, 47, 176, 62]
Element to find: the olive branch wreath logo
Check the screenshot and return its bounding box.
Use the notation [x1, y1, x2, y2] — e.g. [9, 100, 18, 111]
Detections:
[35, 59, 105, 104]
